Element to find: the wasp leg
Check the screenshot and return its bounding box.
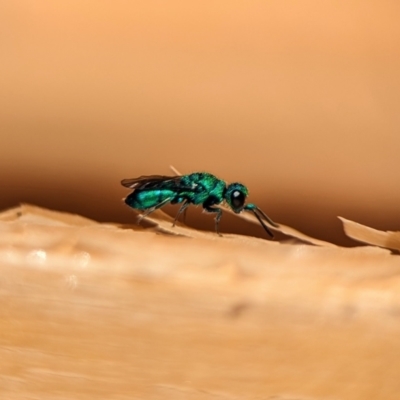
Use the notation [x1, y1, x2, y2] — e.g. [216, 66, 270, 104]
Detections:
[204, 206, 223, 236]
[173, 200, 190, 227]
[137, 198, 172, 224]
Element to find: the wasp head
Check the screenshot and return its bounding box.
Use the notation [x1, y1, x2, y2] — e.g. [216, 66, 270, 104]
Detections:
[225, 183, 249, 213]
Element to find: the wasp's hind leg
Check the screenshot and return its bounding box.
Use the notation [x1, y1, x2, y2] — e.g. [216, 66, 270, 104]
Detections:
[173, 200, 191, 227]
[203, 205, 223, 236]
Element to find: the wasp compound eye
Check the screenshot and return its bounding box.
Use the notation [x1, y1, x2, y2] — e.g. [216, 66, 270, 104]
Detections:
[231, 190, 245, 209]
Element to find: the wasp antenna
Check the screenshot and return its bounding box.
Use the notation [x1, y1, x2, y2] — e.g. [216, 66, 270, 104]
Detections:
[251, 209, 274, 238]
[255, 207, 279, 228]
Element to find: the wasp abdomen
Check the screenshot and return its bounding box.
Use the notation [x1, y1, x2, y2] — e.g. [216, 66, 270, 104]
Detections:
[125, 189, 176, 210]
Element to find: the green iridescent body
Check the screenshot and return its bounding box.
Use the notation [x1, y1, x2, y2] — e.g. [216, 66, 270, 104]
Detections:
[121, 172, 278, 238]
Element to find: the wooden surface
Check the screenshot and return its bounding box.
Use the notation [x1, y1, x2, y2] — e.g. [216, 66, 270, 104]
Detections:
[1, 205, 400, 399]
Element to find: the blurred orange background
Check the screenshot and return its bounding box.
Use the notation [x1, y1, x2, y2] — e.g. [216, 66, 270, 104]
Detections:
[1, 1, 399, 245]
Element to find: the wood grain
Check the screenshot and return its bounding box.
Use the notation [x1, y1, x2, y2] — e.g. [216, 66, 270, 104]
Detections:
[1, 206, 400, 399]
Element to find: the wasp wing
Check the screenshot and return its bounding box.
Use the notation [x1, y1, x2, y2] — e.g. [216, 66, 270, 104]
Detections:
[121, 175, 179, 189]
[121, 175, 196, 192]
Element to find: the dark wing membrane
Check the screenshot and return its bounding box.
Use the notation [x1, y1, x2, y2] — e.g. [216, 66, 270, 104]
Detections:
[121, 175, 182, 190]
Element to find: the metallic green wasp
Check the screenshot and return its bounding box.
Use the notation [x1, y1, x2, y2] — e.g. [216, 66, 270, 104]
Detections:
[121, 172, 278, 238]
